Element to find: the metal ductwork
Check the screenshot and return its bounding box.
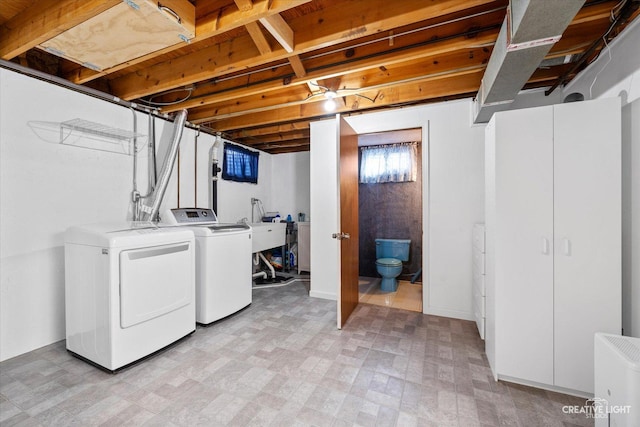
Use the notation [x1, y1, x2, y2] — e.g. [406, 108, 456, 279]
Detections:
[473, 0, 586, 123]
[138, 109, 188, 222]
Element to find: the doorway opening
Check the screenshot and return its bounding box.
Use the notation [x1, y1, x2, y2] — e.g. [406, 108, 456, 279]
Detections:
[356, 128, 423, 312]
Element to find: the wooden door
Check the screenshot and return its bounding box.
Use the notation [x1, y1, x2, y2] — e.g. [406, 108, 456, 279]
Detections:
[337, 115, 359, 329]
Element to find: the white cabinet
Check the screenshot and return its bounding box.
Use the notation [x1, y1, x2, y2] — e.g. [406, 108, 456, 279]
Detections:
[473, 223, 486, 339]
[298, 222, 310, 273]
[484, 97, 621, 395]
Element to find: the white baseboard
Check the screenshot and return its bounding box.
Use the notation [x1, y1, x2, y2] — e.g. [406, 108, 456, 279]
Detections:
[309, 290, 336, 300]
[497, 375, 592, 399]
[424, 306, 474, 321]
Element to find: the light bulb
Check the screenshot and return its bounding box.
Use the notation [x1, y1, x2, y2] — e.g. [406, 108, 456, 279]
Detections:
[324, 98, 337, 111]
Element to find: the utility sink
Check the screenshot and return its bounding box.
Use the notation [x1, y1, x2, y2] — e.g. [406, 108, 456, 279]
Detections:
[250, 222, 286, 253]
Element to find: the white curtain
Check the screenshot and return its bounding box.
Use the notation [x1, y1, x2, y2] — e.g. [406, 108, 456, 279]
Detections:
[359, 142, 417, 183]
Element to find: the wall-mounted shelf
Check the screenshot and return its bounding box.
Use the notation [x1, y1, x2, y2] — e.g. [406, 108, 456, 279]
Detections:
[60, 118, 146, 155]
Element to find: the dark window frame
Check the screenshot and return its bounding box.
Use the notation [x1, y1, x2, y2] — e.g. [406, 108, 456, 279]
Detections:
[222, 143, 259, 184]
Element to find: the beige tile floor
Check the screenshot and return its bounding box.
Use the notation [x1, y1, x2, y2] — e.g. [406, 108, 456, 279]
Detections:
[0, 281, 594, 426]
[359, 277, 423, 312]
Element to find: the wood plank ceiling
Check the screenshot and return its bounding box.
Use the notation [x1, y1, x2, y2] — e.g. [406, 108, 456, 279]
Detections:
[1, 0, 638, 154]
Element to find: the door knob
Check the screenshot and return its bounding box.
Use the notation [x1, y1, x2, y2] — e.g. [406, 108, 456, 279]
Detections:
[331, 232, 350, 240]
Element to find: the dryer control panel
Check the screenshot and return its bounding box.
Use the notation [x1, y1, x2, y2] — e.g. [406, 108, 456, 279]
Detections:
[162, 208, 218, 225]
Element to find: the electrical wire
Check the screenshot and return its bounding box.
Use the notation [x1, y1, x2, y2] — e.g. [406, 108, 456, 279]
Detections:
[589, 0, 626, 98]
[308, 80, 376, 102]
[140, 87, 194, 106]
[545, 0, 635, 95]
[146, 6, 506, 102]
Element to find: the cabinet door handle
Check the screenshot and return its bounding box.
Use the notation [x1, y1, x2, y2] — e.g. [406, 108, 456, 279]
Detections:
[542, 237, 549, 255]
[563, 238, 571, 256]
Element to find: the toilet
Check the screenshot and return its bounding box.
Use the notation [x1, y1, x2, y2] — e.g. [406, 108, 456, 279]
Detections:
[375, 238, 411, 292]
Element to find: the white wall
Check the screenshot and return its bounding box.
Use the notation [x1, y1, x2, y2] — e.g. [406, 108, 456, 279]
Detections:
[309, 101, 485, 320]
[270, 152, 311, 222]
[208, 139, 273, 223]
[180, 138, 310, 222]
[560, 17, 640, 338]
[0, 68, 310, 361]
[0, 68, 159, 361]
[309, 119, 341, 300]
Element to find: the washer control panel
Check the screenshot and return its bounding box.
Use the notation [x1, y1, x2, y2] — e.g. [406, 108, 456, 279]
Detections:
[163, 208, 218, 225]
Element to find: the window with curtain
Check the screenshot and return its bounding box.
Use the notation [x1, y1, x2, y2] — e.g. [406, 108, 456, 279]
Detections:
[222, 143, 259, 183]
[359, 142, 417, 183]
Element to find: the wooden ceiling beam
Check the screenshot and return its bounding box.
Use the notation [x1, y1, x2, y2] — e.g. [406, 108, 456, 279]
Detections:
[234, 0, 254, 12]
[226, 121, 310, 139]
[108, 0, 499, 100]
[235, 129, 310, 144]
[288, 54, 307, 78]
[549, 18, 612, 56]
[259, 14, 295, 53]
[528, 64, 574, 84]
[200, 57, 492, 120]
[64, 0, 310, 84]
[153, 6, 506, 106]
[193, 62, 484, 121]
[291, 0, 499, 51]
[267, 145, 310, 154]
[192, 68, 484, 127]
[161, 29, 498, 112]
[350, 50, 492, 85]
[250, 137, 310, 149]
[193, 86, 311, 119]
[236, 0, 273, 55]
[0, 0, 121, 60]
[571, 1, 620, 25]
[154, 3, 605, 113]
[245, 21, 272, 54]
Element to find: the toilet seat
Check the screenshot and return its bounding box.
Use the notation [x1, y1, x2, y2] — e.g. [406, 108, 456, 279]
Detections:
[376, 257, 402, 267]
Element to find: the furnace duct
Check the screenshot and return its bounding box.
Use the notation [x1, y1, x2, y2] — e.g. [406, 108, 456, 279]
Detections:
[137, 109, 188, 222]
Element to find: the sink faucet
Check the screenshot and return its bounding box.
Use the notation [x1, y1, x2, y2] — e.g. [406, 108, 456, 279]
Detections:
[251, 197, 265, 223]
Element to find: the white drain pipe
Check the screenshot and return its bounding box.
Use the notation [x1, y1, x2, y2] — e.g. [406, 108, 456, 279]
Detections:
[251, 252, 276, 279]
[258, 252, 277, 279]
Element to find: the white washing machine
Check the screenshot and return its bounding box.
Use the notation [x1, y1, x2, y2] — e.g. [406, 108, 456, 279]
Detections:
[162, 208, 252, 325]
[64, 222, 196, 372]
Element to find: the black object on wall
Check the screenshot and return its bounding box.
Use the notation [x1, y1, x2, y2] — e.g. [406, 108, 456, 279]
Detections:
[358, 144, 423, 279]
[211, 159, 220, 214]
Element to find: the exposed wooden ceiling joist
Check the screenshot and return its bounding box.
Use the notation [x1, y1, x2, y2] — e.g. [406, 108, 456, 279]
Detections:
[197, 68, 485, 129]
[185, 53, 491, 123]
[288, 55, 307, 78]
[236, 129, 311, 145]
[244, 21, 273, 55]
[160, 27, 499, 113]
[107, 0, 500, 100]
[0, 0, 121, 60]
[2, 0, 636, 155]
[64, 0, 311, 84]
[259, 13, 295, 53]
[227, 121, 311, 140]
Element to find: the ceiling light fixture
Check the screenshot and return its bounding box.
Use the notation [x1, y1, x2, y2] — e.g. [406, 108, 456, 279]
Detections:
[324, 90, 338, 111]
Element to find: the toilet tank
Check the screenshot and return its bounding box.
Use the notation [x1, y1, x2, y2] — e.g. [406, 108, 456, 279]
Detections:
[375, 239, 411, 261]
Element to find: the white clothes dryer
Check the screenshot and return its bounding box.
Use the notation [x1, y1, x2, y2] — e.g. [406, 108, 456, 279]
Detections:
[64, 222, 195, 372]
[162, 208, 252, 325]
